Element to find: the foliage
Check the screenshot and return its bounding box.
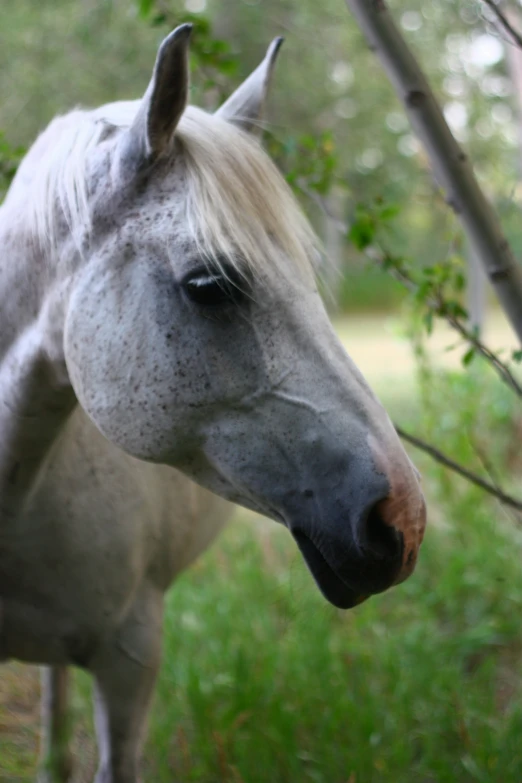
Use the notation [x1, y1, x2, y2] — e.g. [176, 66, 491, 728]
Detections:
[266, 130, 338, 197]
[414, 356, 522, 495]
[345, 195, 522, 387]
[0, 132, 24, 202]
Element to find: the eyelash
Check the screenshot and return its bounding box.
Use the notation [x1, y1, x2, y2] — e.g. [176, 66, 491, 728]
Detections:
[181, 267, 249, 311]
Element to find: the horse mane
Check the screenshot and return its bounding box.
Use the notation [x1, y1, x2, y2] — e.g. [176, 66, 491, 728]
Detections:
[14, 101, 319, 281]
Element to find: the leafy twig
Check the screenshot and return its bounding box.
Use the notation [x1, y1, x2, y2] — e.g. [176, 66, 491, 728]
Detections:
[296, 181, 522, 399]
[469, 432, 522, 524]
[297, 179, 347, 232]
[383, 259, 522, 399]
[395, 425, 522, 513]
[344, 0, 522, 345]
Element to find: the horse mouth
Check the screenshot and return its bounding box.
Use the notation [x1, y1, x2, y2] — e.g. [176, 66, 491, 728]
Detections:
[292, 530, 368, 609]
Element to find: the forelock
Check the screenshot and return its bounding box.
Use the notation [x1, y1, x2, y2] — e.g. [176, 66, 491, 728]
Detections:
[15, 102, 319, 283]
[174, 106, 318, 282]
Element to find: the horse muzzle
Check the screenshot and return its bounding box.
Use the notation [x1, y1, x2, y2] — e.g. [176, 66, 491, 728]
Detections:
[288, 473, 427, 609]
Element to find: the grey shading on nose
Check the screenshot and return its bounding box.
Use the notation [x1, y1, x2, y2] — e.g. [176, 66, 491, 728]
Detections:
[290, 470, 404, 608]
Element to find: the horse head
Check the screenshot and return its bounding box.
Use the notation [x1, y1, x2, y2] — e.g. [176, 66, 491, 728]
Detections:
[56, 26, 426, 608]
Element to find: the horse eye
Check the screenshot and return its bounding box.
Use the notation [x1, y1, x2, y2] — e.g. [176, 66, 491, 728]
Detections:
[182, 271, 244, 308]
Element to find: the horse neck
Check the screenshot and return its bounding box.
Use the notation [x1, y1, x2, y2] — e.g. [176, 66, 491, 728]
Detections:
[0, 206, 76, 517]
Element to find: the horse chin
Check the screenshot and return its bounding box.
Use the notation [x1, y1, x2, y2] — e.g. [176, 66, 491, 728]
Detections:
[292, 530, 368, 610]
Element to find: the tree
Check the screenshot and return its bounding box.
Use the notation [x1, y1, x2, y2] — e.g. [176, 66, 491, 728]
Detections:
[344, 0, 522, 513]
[345, 0, 522, 342]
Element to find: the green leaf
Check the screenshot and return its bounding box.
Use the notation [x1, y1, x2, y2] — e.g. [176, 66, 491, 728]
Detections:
[378, 203, 400, 221]
[348, 214, 375, 250]
[462, 347, 476, 366]
[415, 280, 434, 304]
[151, 13, 167, 26]
[454, 271, 466, 291]
[138, 0, 154, 18]
[512, 349, 522, 363]
[382, 254, 401, 271]
[423, 311, 434, 335]
[445, 300, 468, 320]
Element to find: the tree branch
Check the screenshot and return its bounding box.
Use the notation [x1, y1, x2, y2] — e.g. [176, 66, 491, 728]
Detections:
[395, 425, 522, 512]
[443, 310, 522, 396]
[481, 0, 522, 50]
[295, 179, 522, 397]
[344, 0, 522, 346]
[469, 431, 522, 524]
[383, 260, 522, 398]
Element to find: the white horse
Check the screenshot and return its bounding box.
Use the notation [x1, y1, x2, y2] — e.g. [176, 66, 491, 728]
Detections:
[0, 25, 426, 783]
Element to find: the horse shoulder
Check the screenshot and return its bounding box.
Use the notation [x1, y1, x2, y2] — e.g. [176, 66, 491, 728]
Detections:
[144, 465, 234, 590]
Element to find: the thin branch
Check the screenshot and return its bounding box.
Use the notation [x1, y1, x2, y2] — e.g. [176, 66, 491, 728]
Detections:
[297, 180, 347, 232]
[444, 311, 522, 396]
[481, 0, 522, 50]
[395, 425, 522, 512]
[468, 429, 522, 518]
[295, 180, 522, 398]
[386, 263, 522, 398]
[468, 432, 522, 524]
[344, 0, 522, 346]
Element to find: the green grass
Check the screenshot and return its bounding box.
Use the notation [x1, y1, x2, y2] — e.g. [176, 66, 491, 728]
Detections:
[134, 500, 522, 783]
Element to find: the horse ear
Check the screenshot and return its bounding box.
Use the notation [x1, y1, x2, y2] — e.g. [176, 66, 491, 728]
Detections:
[215, 37, 283, 134]
[121, 25, 192, 169]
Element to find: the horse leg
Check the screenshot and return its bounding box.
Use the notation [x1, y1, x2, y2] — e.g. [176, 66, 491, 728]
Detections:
[38, 666, 73, 783]
[90, 587, 163, 783]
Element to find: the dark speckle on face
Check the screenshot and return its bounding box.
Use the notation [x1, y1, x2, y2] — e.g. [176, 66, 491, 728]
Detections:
[58, 94, 425, 611]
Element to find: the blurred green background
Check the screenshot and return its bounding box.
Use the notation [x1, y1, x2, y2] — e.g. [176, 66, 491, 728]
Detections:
[2, 1, 522, 781]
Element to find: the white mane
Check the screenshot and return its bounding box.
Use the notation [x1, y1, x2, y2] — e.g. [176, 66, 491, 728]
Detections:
[11, 101, 319, 280]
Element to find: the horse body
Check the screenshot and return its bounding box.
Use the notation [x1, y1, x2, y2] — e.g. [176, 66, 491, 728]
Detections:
[0, 26, 426, 782]
[0, 98, 232, 668]
[0, 405, 230, 665]
[1, 99, 233, 781]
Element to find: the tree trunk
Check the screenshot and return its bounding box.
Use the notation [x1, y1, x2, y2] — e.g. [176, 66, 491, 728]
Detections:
[344, 0, 522, 346]
[505, 6, 522, 178]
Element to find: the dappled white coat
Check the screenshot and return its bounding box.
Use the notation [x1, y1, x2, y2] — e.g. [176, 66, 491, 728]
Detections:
[0, 27, 425, 783]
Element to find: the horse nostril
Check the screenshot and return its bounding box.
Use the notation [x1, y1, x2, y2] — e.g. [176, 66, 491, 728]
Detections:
[364, 501, 403, 561]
